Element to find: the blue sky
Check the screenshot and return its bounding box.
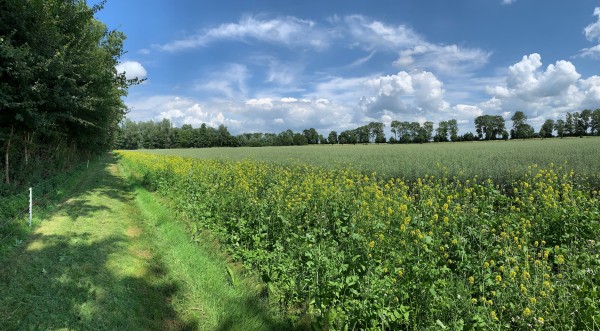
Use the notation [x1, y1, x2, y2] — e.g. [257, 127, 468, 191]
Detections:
[96, 0, 600, 135]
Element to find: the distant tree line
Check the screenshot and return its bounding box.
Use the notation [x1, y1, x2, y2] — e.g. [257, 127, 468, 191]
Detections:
[115, 109, 600, 150]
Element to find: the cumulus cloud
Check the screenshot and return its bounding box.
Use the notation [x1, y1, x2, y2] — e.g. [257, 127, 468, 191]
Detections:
[116, 61, 147, 80]
[488, 53, 580, 102]
[123, 95, 233, 129]
[160, 15, 328, 51]
[360, 70, 449, 117]
[124, 94, 356, 134]
[484, 53, 600, 121]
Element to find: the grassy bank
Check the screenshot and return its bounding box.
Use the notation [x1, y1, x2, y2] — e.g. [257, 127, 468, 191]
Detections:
[0, 154, 286, 330]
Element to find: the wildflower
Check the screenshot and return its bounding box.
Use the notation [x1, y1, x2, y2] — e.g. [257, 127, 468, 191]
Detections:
[495, 275, 502, 283]
[468, 276, 475, 284]
[523, 307, 532, 317]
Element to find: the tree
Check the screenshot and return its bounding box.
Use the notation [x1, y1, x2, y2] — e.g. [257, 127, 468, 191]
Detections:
[355, 126, 370, 144]
[510, 111, 533, 139]
[448, 119, 459, 142]
[591, 109, 600, 135]
[1, 0, 131, 186]
[554, 119, 566, 138]
[540, 119, 554, 138]
[327, 131, 338, 145]
[293, 133, 308, 145]
[580, 109, 592, 135]
[390, 120, 400, 141]
[302, 128, 319, 144]
[338, 130, 357, 144]
[565, 112, 575, 136]
[474, 115, 505, 140]
[367, 122, 385, 143]
[435, 121, 449, 142]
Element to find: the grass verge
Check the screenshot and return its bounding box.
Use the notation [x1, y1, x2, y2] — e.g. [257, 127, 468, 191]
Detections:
[0, 153, 286, 330]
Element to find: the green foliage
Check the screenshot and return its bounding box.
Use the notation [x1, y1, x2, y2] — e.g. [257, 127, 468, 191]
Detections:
[120, 151, 599, 330]
[0, 0, 130, 192]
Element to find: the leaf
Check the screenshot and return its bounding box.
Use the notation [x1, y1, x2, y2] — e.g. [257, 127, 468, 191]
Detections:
[436, 319, 447, 329]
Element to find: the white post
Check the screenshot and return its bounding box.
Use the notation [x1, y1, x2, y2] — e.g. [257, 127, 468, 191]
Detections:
[29, 187, 32, 227]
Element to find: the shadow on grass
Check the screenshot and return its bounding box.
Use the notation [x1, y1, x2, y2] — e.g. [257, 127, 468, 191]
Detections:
[0, 154, 197, 330]
[0, 231, 196, 330]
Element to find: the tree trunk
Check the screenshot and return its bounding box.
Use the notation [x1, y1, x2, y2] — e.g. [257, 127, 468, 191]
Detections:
[4, 127, 12, 185]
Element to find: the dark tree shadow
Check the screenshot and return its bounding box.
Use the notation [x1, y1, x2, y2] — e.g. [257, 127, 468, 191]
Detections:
[0, 154, 197, 330]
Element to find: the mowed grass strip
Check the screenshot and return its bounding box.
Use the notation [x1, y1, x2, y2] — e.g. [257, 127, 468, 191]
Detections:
[144, 136, 600, 185]
[0, 155, 283, 331]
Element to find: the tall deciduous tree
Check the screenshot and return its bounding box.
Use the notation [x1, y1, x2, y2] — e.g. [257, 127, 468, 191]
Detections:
[540, 119, 555, 138]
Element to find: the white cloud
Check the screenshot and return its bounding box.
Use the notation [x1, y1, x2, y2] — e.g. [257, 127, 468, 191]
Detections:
[484, 53, 599, 119]
[344, 15, 422, 51]
[489, 53, 580, 102]
[344, 15, 489, 75]
[579, 8, 600, 59]
[579, 44, 600, 59]
[584, 8, 600, 42]
[195, 63, 249, 99]
[360, 70, 449, 117]
[115, 61, 147, 80]
[501, 0, 516, 5]
[394, 44, 490, 74]
[125, 95, 235, 128]
[160, 15, 328, 52]
[245, 98, 274, 108]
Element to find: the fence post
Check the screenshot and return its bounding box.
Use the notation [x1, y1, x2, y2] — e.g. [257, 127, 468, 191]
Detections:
[29, 187, 32, 227]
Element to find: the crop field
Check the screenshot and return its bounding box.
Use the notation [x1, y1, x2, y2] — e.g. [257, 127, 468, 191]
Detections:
[144, 137, 600, 187]
[118, 146, 599, 330]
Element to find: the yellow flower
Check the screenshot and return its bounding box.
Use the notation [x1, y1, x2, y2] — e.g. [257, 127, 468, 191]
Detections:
[523, 307, 532, 317]
[529, 297, 537, 305]
[495, 275, 502, 283]
[468, 276, 474, 284]
[490, 311, 498, 321]
[368, 241, 375, 249]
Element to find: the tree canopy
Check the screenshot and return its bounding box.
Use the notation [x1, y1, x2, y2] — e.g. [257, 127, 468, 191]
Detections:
[1, 0, 132, 188]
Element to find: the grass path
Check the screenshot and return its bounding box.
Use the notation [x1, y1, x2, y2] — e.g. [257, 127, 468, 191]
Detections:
[0, 155, 283, 330]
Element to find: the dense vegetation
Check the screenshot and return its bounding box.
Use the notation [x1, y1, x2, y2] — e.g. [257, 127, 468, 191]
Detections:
[119, 150, 599, 330]
[145, 137, 600, 189]
[114, 109, 600, 150]
[0, 0, 132, 195]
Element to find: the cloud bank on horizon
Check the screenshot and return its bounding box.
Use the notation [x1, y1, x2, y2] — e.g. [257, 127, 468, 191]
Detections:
[99, 1, 600, 135]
